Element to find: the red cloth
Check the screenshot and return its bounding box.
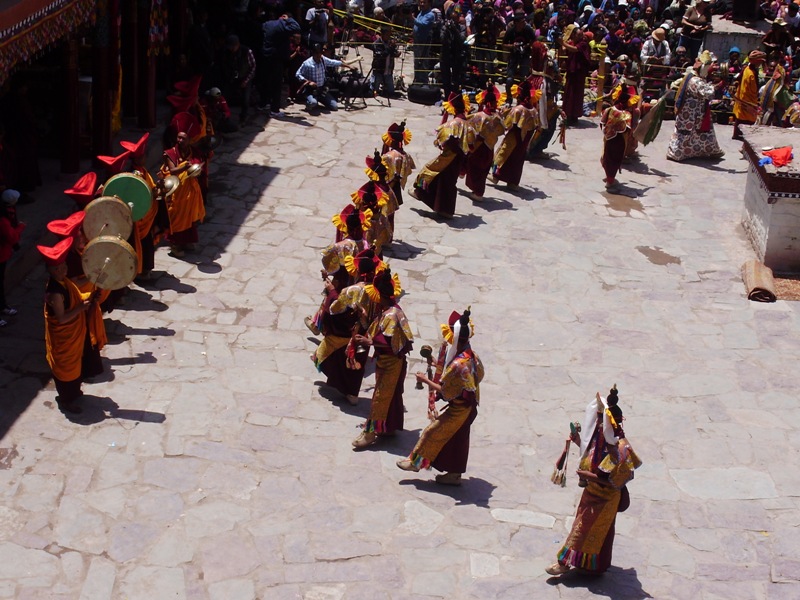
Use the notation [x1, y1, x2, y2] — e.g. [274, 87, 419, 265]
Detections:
[763, 146, 794, 168]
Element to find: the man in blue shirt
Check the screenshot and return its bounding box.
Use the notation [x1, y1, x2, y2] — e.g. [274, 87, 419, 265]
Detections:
[296, 44, 362, 111]
[412, 0, 436, 83]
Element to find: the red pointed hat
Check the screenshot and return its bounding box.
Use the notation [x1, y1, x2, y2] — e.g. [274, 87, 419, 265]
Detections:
[170, 111, 200, 138]
[37, 237, 74, 266]
[173, 75, 203, 99]
[97, 151, 131, 175]
[64, 172, 98, 207]
[332, 204, 373, 235]
[167, 94, 198, 113]
[47, 211, 86, 238]
[120, 132, 150, 160]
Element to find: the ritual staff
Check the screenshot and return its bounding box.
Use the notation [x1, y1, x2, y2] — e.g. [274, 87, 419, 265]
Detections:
[410, 92, 474, 219]
[352, 267, 413, 449]
[600, 84, 639, 192]
[120, 133, 159, 280]
[492, 78, 540, 190]
[667, 51, 725, 162]
[464, 83, 506, 201]
[47, 212, 109, 348]
[312, 249, 382, 405]
[546, 387, 642, 576]
[397, 308, 484, 486]
[381, 121, 416, 208]
[305, 208, 372, 335]
[40, 237, 103, 414]
[732, 50, 765, 140]
[160, 113, 206, 257]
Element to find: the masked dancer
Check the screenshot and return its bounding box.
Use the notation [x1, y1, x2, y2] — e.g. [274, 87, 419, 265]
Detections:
[546, 386, 642, 576]
[492, 78, 540, 190]
[397, 308, 484, 486]
[352, 267, 413, 449]
[667, 51, 724, 162]
[312, 249, 383, 405]
[410, 92, 474, 219]
[465, 83, 506, 201]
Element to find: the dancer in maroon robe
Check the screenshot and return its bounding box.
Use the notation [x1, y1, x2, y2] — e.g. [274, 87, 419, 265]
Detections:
[465, 83, 506, 200]
[492, 78, 540, 190]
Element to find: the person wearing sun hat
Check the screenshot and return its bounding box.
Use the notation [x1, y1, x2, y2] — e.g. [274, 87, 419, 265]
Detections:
[160, 113, 206, 257]
[732, 50, 766, 140]
[0, 189, 25, 324]
[39, 237, 103, 414]
[352, 266, 413, 449]
[492, 77, 540, 190]
[381, 121, 416, 209]
[313, 248, 384, 405]
[546, 385, 642, 576]
[464, 82, 506, 201]
[410, 92, 475, 219]
[396, 307, 484, 486]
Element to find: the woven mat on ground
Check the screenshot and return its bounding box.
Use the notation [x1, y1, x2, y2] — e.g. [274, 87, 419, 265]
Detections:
[742, 259, 777, 302]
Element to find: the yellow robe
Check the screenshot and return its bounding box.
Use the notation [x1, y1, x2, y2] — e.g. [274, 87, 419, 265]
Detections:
[45, 278, 87, 381]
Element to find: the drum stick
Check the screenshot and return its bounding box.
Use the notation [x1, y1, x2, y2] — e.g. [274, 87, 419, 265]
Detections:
[90, 257, 111, 295]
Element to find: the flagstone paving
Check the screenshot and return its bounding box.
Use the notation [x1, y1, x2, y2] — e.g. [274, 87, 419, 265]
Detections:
[1, 89, 799, 599]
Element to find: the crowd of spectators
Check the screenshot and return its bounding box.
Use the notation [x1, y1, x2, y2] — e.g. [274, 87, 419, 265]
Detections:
[175, 0, 799, 126]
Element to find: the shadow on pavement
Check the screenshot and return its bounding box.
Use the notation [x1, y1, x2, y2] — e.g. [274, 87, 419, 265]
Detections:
[384, 240, 425, 260]
[546, 566, 653, 599]
[61, 394, 166, 426]
[136, 272, 197, 295]
[0, 99, 280, 442]
[399, 476, 496, 507]
[467, 196, 517, 212]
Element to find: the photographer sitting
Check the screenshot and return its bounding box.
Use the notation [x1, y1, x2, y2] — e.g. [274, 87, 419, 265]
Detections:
[502, 11, 535, 100]
[296, 43, 362, 111]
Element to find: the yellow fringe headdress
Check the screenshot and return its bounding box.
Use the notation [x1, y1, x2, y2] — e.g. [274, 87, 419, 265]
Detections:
[443, 91, 471, 115]
[343, 248, 385, 278]
[476, 84, 507, 108]
[611, 84, 641, 109]
[364, 266, 402, 304]
[332, 205, 373, 236]
[381, 120, 413, 148]
[365, 149, 389, 181]
[439, 308, 475, 344]
[512, 79, 542, 105]
[350, 180, 388, 209]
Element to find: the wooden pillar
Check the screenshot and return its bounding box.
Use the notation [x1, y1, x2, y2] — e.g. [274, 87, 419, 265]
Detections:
[92, 0, 112, 160]
[121, 0, 139, 117]
[61, 37, 80, 173]
[137, 1, 157, 129]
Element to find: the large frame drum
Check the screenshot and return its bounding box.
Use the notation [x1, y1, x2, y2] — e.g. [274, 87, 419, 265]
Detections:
[104, 172, 153, 222]
[81, 236, 137, 290]
[83, 196, 133, 240]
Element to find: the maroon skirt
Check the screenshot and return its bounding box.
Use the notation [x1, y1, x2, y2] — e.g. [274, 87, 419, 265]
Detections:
[465, 143, 493, 197]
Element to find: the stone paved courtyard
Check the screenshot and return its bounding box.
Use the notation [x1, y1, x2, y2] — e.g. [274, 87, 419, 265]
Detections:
[1, 91, 800, 599]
